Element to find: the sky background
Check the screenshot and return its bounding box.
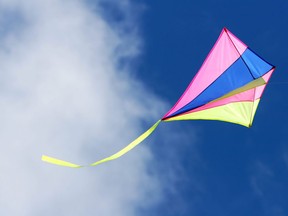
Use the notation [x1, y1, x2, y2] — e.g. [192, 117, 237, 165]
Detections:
[0, 0, 287, 216]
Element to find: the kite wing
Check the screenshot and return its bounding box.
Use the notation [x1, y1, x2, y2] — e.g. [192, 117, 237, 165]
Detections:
[162, 28, 275, 127]
[42, 28, 275, 168]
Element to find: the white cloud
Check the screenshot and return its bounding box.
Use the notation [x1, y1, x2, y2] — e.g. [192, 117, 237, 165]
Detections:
[0, 0, 169, 215]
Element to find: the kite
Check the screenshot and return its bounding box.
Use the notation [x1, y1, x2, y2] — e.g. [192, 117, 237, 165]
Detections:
[42, 28, 275, 168]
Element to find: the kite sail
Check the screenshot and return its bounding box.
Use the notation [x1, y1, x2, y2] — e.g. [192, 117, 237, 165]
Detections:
[42, 28, 275, 168]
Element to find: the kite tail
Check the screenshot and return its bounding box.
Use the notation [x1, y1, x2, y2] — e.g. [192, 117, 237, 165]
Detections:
[41, 120, 162, 168]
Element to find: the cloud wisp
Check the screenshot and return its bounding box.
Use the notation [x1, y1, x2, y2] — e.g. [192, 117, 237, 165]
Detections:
[0, 0, 170, 215]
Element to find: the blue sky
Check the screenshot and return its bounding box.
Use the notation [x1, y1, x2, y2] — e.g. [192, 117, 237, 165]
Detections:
[0, 0, 287, 216]
[133, 0, 288, 215]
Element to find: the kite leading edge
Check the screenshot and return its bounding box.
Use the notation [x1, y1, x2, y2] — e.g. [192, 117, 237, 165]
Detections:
[42, 28, 275, 168]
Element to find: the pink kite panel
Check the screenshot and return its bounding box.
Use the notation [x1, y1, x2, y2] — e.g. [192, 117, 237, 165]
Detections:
[225, 28, 247, 54]
[182, 88, 256, 115]
[254, 68, 275, 99]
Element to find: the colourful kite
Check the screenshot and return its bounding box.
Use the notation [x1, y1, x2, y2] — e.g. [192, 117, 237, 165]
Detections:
[42, 28, 275, 168]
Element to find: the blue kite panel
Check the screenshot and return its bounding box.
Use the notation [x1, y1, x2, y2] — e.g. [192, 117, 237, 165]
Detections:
[168, 57, 254, 117]
[241, 48, 274, 78]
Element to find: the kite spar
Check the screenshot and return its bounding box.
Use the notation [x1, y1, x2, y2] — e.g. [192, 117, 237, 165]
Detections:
[42, 28, 275, 168]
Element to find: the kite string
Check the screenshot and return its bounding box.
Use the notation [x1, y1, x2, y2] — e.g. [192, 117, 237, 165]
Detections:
[42, 120, 162, 168]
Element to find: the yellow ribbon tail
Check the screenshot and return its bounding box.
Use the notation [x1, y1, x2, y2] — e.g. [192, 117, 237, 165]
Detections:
[42, 120, 162, 168]
[89, 120, 161, 166]
[41, 155, 83, 168]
